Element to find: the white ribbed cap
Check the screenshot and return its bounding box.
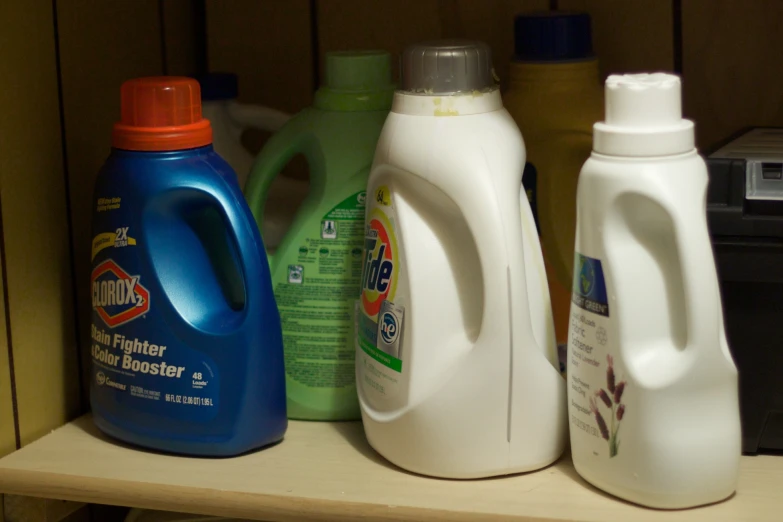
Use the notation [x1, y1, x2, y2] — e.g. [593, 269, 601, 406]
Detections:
[593, 73, 695, 157]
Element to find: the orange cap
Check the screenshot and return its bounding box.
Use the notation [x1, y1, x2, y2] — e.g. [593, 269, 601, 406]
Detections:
[112, 76, 212, 151]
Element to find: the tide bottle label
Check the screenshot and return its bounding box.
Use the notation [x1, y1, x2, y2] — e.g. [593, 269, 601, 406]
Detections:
[357, 185, 405, 398]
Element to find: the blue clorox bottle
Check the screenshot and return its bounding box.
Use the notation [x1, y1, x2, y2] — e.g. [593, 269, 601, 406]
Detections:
[90, 76, 286, 456]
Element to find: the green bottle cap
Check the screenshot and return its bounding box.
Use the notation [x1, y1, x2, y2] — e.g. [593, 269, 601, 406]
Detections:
[314, 51, 395, 111]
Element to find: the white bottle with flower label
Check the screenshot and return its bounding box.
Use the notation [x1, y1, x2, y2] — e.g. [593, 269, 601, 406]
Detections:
[567, 73, 741, 508]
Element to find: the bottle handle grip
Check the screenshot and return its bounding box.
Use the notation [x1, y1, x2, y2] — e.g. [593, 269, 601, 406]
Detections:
[227, 102, 290, 133]
[613, 181, 717, 367]
[245, 119, 322, 271]
[149, 181, 273, 329]
[664, 193, 719, 353]
[519, 184, 559, 368]
[210, 185, 275, 328]
[435, 171, 511, 350]
[632, 177, 718, 354]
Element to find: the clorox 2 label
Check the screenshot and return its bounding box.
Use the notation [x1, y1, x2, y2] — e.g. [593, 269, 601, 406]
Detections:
[357, 184, 406, 397]
[90, 219, 220, 423]
[91, 259, 149, 327]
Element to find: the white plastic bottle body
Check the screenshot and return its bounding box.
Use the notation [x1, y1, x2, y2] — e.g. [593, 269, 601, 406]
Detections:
[202, 100, 290, 183]
[567, 150, 741, 508]
[356, 91, 566, 478]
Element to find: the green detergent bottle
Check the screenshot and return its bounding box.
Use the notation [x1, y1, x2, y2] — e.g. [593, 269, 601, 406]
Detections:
[245, 51, 394, 420]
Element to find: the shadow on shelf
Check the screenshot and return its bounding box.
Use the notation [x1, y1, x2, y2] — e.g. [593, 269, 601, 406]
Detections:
[327, 420, 614, 494]
[70, 412, 641, 509]
[326, 421, 414, 475]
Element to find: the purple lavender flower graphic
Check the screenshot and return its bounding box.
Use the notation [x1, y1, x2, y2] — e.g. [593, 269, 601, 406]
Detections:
[590, 397, 610, 441]
[590, 354, 626, 457]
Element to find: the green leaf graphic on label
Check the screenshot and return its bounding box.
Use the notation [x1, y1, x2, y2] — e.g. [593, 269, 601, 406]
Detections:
[324, 190, 367, 222]
[572, 253, 610, 317]
[581, 274, 590, 294]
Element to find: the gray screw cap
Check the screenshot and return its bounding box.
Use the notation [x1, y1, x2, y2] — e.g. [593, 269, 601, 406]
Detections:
[401, 40, 496, 94]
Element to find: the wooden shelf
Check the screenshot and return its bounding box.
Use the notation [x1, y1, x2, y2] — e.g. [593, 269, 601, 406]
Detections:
[0, 415, 779, 521]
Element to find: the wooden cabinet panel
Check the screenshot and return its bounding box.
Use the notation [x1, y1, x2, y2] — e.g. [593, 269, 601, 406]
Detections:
[438, 0, 550, 86]
[163, 0, 203, 76]
[559, 0, 674, 78]
[317, 0, 441, 82]
[0, 241, 14, 459]
[0, 0, 80, 446]
[56, 0, 165, 403]
[206, 0, 314, 112]
[682, 0, 783, 149]
[3, 496, 85, 522]
[317, 0, 547, 86]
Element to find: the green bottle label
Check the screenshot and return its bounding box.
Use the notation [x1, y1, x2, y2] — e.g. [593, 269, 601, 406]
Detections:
[273, 191, 366, 390]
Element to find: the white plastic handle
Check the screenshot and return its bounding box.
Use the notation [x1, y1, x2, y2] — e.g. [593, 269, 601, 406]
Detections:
[226, 101, 290, 134]
[519, 184, 559, 369]
[665, 184, 720, 357]
[612, 171, 719, 388]
[434, 164, 510, 354]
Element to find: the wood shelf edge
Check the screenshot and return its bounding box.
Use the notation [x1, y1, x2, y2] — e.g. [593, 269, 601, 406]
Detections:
[0, 424, 559, 522]
[0, 415, 777, 522]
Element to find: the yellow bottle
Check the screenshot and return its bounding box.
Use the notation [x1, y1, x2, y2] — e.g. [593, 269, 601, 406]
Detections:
[504, 12, 603, 364]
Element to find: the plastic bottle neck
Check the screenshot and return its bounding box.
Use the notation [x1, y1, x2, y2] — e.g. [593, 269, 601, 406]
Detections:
[590, 148, 698, 163]
[313, 88, 394, 112]
[391, 88, 503, 116]
[508, 58, 599, 89]
[111, 144, 215, 159]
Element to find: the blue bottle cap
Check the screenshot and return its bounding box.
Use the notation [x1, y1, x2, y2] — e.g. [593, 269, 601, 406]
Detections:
[194, 72, 238, 101]
[514, 12, 593, 62]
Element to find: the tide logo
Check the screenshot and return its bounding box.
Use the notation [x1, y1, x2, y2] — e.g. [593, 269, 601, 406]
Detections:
[91, 259, 149, 328]
[361, 209, 398, 318]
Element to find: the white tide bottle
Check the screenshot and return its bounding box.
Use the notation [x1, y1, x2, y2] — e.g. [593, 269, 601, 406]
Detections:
[356, 40, 567, 478]
[567, 73, 740, 508]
